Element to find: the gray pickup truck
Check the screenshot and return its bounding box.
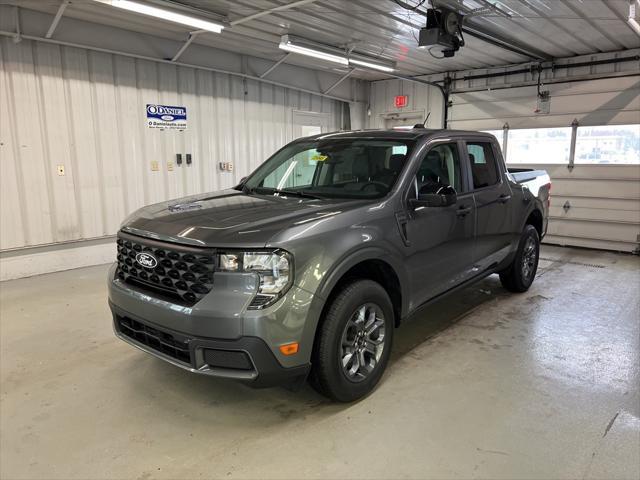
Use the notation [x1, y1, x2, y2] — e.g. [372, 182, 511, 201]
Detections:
[108, 128, 550, 401]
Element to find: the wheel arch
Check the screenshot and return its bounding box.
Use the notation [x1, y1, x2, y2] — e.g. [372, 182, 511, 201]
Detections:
[310, 248, 408, 335]
[525, 208, 543, 238]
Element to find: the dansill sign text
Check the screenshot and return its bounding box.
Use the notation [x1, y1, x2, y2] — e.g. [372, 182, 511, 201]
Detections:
[146, 104, 187, 130]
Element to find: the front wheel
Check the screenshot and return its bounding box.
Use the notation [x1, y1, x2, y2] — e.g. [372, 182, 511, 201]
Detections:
[499, 224, 540, 293]
[310, 279, 394, 402]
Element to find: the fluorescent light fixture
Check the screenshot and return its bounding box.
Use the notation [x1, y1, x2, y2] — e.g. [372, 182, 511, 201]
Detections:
[279, 35, 395, 72]
[94, 0, 225, 33]
[349, 56, 396, 73]
[630, 0, 640, 36]
[279, 35, 348, 65]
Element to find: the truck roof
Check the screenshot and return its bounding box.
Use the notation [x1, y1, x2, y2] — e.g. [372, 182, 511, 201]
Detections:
[299, 128, 496, 141]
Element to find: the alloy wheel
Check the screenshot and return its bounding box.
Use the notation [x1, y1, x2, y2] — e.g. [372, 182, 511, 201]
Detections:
[521, 236, 537, 280]
[339, 303, 386, 383]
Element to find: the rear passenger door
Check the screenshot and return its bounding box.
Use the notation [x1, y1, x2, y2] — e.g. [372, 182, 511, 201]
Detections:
[463, 140, 514, 270]
[402, 140, 477, 307]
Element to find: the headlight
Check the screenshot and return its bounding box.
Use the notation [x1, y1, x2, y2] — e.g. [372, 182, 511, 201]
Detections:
[217, 250, 292, 309]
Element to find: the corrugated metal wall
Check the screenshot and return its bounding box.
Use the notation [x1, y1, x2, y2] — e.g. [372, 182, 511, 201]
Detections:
[0, 37, 343, 251]
[369, 78, 445, 129]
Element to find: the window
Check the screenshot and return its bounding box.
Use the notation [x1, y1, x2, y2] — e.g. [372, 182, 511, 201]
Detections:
[575, 124, 640, 164]
[244, 138, 415, 199]
[507, 127, 571, 164]
[415, 143, 462, 195]
[467, 142, 499, 189]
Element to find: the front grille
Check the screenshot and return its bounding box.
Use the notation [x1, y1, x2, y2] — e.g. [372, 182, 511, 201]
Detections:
[117, 316, 191, 364]
[115, 232, 215, 306]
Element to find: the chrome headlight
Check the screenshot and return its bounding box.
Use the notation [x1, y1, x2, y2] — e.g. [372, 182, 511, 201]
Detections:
[218, 250, 292, 309]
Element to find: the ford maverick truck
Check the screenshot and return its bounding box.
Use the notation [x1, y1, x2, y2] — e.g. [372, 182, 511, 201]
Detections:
[108, 128, 550, 401]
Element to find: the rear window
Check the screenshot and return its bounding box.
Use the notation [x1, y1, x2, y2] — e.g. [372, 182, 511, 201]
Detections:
[467, 142, 499, 189]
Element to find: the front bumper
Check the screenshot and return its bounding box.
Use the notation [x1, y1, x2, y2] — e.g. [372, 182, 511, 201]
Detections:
[108, 262, 318, 387]
[111, 301, 310, 387]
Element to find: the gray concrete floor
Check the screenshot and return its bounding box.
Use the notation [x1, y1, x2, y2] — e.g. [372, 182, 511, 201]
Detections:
[1, 245, 639, 480]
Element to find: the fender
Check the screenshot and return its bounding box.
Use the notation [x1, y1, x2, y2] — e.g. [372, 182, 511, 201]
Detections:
[297, 245, 409, 361]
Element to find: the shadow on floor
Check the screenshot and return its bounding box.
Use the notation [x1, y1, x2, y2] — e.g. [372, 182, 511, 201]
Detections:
[121, 274, 515, 426]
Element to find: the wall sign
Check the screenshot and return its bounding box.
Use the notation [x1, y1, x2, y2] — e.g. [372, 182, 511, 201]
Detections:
[146, 104, 187, 130]
[394, 95, 408, 108]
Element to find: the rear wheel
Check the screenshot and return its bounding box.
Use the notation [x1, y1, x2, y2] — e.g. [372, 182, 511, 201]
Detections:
[310, 279, 394, 402]
[499, 224, 540, 293]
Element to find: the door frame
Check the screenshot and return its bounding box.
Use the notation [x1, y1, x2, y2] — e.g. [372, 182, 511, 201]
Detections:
[292, 110, 331, 139]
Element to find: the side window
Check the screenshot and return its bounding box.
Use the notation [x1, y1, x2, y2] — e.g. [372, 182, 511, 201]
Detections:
[467, 142, 499, 189]
[415, 143, 462, 195]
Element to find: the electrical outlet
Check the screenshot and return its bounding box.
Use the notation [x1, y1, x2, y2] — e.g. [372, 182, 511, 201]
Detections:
[57, 165, 65, 176]
[151, 161, 159, 171]
[167, 160, 174, 171]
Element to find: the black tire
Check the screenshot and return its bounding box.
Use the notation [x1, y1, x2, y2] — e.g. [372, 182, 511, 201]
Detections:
[499, 224, 540, 293]
[310, 279, 394, 402]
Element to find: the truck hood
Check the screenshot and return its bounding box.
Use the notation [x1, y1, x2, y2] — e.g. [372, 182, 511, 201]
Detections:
[121, 189, 366, 247]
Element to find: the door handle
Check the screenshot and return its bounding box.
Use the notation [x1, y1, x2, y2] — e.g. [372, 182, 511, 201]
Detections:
[456, 206, 472, 217]
[498, 194, 512, 203]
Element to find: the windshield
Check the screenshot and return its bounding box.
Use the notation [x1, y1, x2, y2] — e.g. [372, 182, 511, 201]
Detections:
[241, 138, 415, 199]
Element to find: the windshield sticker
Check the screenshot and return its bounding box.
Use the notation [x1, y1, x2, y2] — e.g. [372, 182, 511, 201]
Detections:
[311, 154, 328, 162]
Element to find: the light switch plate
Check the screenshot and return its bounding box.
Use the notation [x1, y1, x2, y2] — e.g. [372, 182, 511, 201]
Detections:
[57, 165, 65, 176]
[167, 161, 174, 171]
[151, 160, 159, 171]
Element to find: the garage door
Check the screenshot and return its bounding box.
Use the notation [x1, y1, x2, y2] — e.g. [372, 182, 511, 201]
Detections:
[514, 163, 640, 253]
[487, 124, 640, 253]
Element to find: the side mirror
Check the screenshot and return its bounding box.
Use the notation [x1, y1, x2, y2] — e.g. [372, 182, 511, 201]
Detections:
[240, 176, 247, 184]
[409, 186, 457, 209]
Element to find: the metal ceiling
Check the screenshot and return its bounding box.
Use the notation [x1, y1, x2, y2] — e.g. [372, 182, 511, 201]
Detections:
[9, 0, 640, 80]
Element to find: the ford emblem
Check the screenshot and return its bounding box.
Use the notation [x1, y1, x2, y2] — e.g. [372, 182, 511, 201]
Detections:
[136, 252, 158, 269]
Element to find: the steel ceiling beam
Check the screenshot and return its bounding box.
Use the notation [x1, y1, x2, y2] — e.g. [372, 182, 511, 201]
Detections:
[323, 68, 355, 94]
[45, 0, 69, 39]
[516, 0, 602, 53]
[391, 0, 552, 61]
[557, 0, 625, 50]
[461, 22, 552, 60]
[171, 31, 200, 62]
[0, 30, 354, 103]
[471, 0, 576, 57]
[230, 0, 320, 26]
[260, 53, 291, 78]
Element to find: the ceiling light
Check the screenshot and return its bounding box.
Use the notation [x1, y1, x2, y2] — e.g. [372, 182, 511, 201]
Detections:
[348, 56, 396, 73]
[279, 35, 348, 65]
[629, 0, 640, 36]
[93, 0, 225, 33]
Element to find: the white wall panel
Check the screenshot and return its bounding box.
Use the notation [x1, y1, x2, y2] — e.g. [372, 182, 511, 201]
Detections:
[0, 46, 26, 249]
[34, 42, 79, 243]
[3, 40, 53, 246]
[0, 37, 344, 253]
[368, 79, 444, 129]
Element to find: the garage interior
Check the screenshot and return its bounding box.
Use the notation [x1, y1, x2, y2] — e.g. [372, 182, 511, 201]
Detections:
[0, 0, 639, 479]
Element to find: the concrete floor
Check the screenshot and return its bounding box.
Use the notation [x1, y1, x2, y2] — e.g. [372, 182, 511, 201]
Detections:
[1, 245, 639, 480]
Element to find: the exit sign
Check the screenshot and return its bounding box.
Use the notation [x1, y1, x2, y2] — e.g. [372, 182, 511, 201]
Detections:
[395, 95, 408, 108]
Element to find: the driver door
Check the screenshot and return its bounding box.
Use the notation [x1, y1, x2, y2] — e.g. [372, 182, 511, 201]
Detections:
[401, 140, 477, 308]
